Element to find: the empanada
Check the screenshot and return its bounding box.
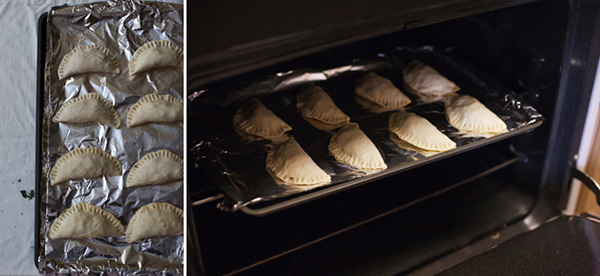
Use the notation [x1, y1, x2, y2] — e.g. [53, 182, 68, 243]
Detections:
[127, 94, 183, 128]
[296, 85, 350, 124]
[126, 203, 183, 243]
[355, 72, 411, 108]
[58, 45, 120, 80]
[266, 137, 331, 186]
[50, 147, 122, 186]
[445, 94, 508, 134]
[389, 132, 440, 157]
[402, 60, 460, 96]
[129, 40, 183, 79]
[329, 123, 387, 172]
[388, 111, 456, 151]
[126, 150, 183, 188]
[49, 202, 124, 240]
[52, 93, 121, 128]
[233, 98, 292, 140]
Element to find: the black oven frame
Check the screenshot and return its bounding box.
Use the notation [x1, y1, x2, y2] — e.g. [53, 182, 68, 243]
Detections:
[187, 0, 600, 274]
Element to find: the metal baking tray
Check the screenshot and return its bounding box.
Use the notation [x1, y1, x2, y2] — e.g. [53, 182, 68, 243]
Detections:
[189, 46, 544, 216]
[36, 1, 184, 274]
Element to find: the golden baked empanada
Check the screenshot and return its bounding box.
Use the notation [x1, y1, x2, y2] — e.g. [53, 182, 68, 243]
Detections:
[50, 147, 122, 186]
[233, 98, 292, 140]
[58, 45, 120, 80]
[266, 137, 331, 186]
[126, 150, 183, 188]
[445, 94, 508, 134]
[402, 60, 460, 96]
[389, 111, 456, 151]
[329, 123, 387, 172]
[52, 93, 121, 128]
[129, 40, 183, 79]
[127, 94, 183, 128]
[355, 72, 411, 108]
[126, 203, 183, 243]
[296, 85, 350, 124]
[49, 202, 124, 240]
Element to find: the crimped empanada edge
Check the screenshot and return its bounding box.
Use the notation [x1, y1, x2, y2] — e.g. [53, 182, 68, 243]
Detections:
[58, 45, 120, 80]
[52, 93, 121, 129]
[126, 150, 183, 187]
[126, 202, 183, 243]
[129, 40, 183, 77]
[265, 139, 330, 185]
[328, 126, 387, 171]
[49, 202, 124, 239]
[126, 94, 183, 128]
[233, 99, 292, 139]
[50, 147, 122, 185]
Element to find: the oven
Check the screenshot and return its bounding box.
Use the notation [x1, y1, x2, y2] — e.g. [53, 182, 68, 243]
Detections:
[186, 0, 600, 275]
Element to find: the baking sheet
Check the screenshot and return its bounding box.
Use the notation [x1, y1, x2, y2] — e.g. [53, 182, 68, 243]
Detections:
[38, 1, 183, 275]
[189, 45, 543, 212]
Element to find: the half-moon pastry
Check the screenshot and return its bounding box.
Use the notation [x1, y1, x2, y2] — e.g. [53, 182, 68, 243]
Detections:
[126, 150, 183, 188]
[129, 40, 183, 79]
[389, 132, 441, 157]
[127, 94, 183, 128]
[355, 72, 411, 108]
[52, 93, 121, 128]
[329, 123, 387, 172]
[49, 202, 124, 240]
[233, 98, 292, 140]
[50, 147, 122, 186]
[402, 60, 460, 96]
[296, 85, 350, 124]
[445, 94, 508, 134]
[126, 203, 183, 243]
[58, 45, 120, 80]
[388, 111, 456, 152]
[266, 137, 331, 186]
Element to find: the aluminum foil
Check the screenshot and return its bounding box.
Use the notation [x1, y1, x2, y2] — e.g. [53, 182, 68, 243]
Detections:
[39, 1, 183, 275]
[189, 46, 543, 211]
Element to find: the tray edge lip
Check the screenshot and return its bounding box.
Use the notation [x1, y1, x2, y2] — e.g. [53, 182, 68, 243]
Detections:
[239, 120, 544, 216]
[35, 11, 48, 271]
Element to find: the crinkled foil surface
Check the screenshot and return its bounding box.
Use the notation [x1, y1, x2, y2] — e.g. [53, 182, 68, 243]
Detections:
[39, 1, 183, 275]
[189, 46, 543, 211]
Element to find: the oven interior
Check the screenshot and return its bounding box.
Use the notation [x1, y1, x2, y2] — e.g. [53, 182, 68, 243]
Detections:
[187, 0, 591, 275]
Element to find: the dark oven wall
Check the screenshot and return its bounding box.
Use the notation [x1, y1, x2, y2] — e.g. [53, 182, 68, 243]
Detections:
[188, 0, 600, 275]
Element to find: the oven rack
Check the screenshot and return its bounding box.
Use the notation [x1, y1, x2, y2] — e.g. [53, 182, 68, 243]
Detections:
[191, 140, 523, 275]
[192, 121, 541, 216]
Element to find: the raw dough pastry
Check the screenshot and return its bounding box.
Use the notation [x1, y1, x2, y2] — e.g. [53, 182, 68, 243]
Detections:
[49, 202, 124, 240]
[58, 45, 120, 80]
[355, 72, 411, 108]
[446, 94, 508, 134]
[50, 147, 122, 186]
[329, 123, 387, 172]
[52, 93, 121, 128]
[126, 203, 183, 243]
[354, 94, 403, 114]
[301, 116, 350, 132]
[233, 98, 292, 139]
[127, 94, 183, 128]
[126, 150, 183, 187]
[129, 40, 183, 79]
[389, 132, 440, 157]
[402, 60, 460, 96]
[266, 137, 331, 186]
[388, 111, 456, 151]
[296, 85, 350, 124]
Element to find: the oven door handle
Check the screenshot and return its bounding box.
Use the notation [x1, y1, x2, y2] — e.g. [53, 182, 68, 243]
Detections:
[572, 168, 600, 206]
